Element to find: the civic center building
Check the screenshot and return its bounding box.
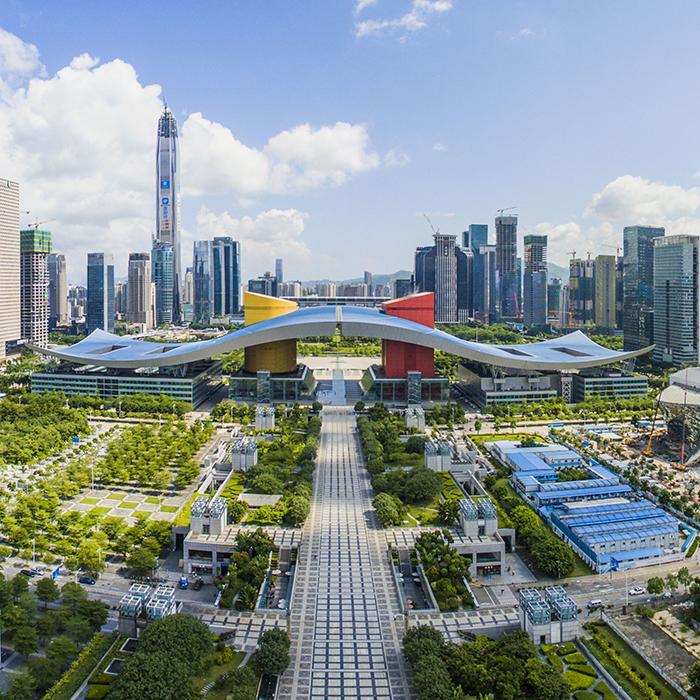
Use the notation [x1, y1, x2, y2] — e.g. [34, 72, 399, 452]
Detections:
[29, 291, 652, 408]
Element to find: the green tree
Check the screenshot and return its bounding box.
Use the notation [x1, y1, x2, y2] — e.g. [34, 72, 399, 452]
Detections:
[36, 577, 60, 608]
[373, 492, 403, 527]
[689, 661, 700, 699]
[67, 540, 105, 576]
[354, 400, 365, 412]
[126, 546, 157, 574]
[61, 581, 87, 614]
[283, 495, 310, 526]
[65, 616, 93, 643]
[474, 419, 482, 433]
[677, 566, 693, 593]
[13, 626, 38, 656]
[251, 628, 291, 676]
[437, 499, 460, 525]
[79, 598, 109, 629]
[665, 573, 679, 594]
[412, 655, 455, 700]
[5, 671, 36, 700]
[10, 574, 28, 602]
[36, 615, 55, 644]
[110, 651, 192, 700]
[647, 576, 665, 595]
[45, 636, 78, 668]
[403, 625, 445, 665]
[401, 467, 442, 504]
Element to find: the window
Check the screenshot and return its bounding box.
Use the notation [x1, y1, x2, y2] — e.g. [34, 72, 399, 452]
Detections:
[202, 523, 210, 535]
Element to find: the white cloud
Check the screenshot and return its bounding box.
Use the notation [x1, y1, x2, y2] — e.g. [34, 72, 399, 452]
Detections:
[354, 0, 378, 14]
[515, 27, 535, 38]
[0, 27, 380, 282]
[432, 142, 447, 151]
[384, 148, 411, 167]
[194, 206, 310, 278]
[355, 0, 452, 39]
[532, 221, 617, 265]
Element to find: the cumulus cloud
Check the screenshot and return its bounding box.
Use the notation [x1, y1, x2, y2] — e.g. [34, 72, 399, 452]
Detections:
[532, 221, 616, 265]
[194, 206, 310, 278]
[432, 142, 447, 151]
[354, 0, 378, 14]
[0, 27, 380, 282]
[384, 148, 411, 167]
[355, 0, 452, 39]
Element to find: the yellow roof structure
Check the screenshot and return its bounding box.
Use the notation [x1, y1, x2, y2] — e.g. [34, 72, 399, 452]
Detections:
[243, 291, 298, 326]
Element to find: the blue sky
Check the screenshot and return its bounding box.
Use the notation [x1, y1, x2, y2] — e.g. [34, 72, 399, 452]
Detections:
[1, 1, 700, 283]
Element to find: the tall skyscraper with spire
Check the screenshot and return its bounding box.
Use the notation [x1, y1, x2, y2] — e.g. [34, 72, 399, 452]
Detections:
[153, 105, 181, 323]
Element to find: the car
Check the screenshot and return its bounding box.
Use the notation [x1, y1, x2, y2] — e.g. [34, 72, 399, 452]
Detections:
[29, 568, 43, 576]
[78, 576, 96, 585]
[662, 591, 672, 599]
[19, 569, 33, 577]
[192, 578, 203, 591]
[629, 587, 645, 596]
[587, 599, 603, 609]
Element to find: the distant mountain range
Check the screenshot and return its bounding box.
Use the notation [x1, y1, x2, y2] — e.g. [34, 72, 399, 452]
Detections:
[548, 262, 569, 281]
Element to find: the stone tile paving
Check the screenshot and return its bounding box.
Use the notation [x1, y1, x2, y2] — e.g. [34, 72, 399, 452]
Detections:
[62, 488, 183, 523]
[277, 407, 411, 699]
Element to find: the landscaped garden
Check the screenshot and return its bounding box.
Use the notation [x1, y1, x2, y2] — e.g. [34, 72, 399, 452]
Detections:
[541, 641, 616, 699]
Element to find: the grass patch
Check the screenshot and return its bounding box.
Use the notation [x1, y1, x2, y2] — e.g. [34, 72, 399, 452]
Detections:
[562, 669, 596, 692]
[546, 651, 564, 673]
[160, 504, 179, 513]
[191, 651, 245, 694]
[174, 492, 201, 527]
[440, 472, 464, 500]
[405, 505, 439, 526]
[569, 663, 597, 677]
[105, 493, 123, 500]
[89, 506, 111, 516]
[120, 501, 138, 509]
[583, 622, 684, 700]
[594, 680, 617, 700]
[81, 497, 101, 504]
[145, 496, 161, 504]
[564, 651, 588, 665]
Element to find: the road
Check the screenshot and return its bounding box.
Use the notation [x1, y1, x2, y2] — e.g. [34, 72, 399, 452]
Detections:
[278, 407, 411, 699]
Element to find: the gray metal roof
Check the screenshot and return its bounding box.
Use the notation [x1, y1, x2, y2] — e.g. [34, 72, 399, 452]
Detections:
[30, 304, 652, 371]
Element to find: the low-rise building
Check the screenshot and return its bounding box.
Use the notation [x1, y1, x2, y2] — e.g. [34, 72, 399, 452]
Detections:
[231, 437, 258, 470]
[519, 587, 578, 645]
[424, 440, 452, 470]
[255, 405, 275, 430]
[572, 370, 648, 402]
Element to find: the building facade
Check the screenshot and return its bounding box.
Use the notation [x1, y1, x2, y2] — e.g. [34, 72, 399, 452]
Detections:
[547, 278, 563, 326]
[20, 229, 51, 347]
[47, 252, 68, 330]
[212, 237, 241, 317]
[653, 234, 700, 365]
[594, 254, 617, 329]
[86, 252, 115, 334]
[623, 225, 664, 350]
[0, 178, 20, 358]
[151, 243, 174, 326]
[248, 273, 277, 297]
[155, 107, 181, 322]
[192, 240, 213, 325]
[128, 252, 153, 328]
[496, 215, 518, 318]
[275, 258, 284, 285]
[523, 234, 547, 326]
[568, 257, 595, 326]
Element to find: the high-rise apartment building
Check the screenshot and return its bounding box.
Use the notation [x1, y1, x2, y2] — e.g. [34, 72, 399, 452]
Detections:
[151, 243, 173, 326]
[363, 271, 373, 297]
[128, 252, 153, 328]
[569, 257, 595, 325]
[316, 282, 336, 297]
[623, 225, 665, 350]
[155, 107, 181, 321]
[547, 278, 563, 326]
[594, 255, 617, 329]
[248, 273, 277, 297]
[495, 216, 518, 318]
[653, 235, 700, 365]
[20, 228, 51, 347]
[278, 281, 302, 297]
[479, 244, 499, 324]
[86, 252, 114, 334]
[275, 258, 284, 285]
[192, 240, 213, 325]
[47, 252, 68, 329]
[393, 278, 413, 298]
[0, 178, 20, 358]
[523, 235, 547, 326]
[212, 237, 241, 316]
[183, 267, 193, 305]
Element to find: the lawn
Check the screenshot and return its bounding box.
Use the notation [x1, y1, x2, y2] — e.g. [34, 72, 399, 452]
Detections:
[89, 506, 111, 516]
[145, 496, 161, 504]
[81, 497, 100, 504]
[405, 505, 439, 526]
[440, 472, 464, 500]
[191, 651, 245, 694]
[106, 493, 123, 500]
[160, 504, 179, 513]
[175, 492, 201, 527]
[583, 622, 684, 700]
[120, 501, 138, 509]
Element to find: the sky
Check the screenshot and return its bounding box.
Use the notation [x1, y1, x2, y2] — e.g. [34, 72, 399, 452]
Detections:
[2, 1, 700, 284]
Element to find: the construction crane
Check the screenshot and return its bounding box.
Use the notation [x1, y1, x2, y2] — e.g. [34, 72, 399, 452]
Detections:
[25, 217, 56, 230]
[600, 243, 622, 257]
[643, 368, 669, 457]
[496, 207, 517, 216]
[423, 213, 440, 236]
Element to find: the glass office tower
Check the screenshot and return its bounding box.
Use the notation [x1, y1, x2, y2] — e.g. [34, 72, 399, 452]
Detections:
[212, 237, 241, 316]
[193, 240, 213, 325]
[496, 216, 518, 318]
[151, 243, 174, 326]
[155, 107, 181, 321]
[86, 252, 114, 334]
[523, 234, 548, 326]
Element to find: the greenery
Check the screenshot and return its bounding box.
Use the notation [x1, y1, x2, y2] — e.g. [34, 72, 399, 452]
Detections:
[109, 615, 213, 700]
[66, 393, 190, 416]
[415, 530, 473, 611]
[250, 628, 291, 676]
[373, 492, 405, 526]
[403, 626, 570, 700]
[218, 529, 275, 611]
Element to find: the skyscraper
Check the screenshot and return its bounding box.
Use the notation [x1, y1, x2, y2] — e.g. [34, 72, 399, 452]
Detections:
[623, 225, 665, 350]
[155, 107, 181, 321]
[433, 234, 457, 323]
[547, 278, 563, 326]
[456, 246, 474, 322]
[653, 234, 700, 365]
[495, 215, 518, 318]
[192, 240, 213, 325]
[0, 178, 20, 358]
[275, 258, 284, 285]
[151, 243, 173, 326]
[463, 224, 488, 251]
[86, 252, 114, 334]
[568, 257, 595, 325]
[128, 252, 153, 328]
[20, 228, 51, 347]
[248, 273, 277, 297]
[183, 267, 194, 305]
[47, 252, 68, 329]
[212, 237, 241, 316]
[115, 281, 128, 317]
[479, 244, 499, 324]
[363, 271, 373, 297]
[523, 235, 548, 326]
[594, 255, 617, 329]
[393, 278, 413, 298]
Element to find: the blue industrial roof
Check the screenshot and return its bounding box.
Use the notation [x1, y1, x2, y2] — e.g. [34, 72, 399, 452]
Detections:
[598, 548, 664, 565]
[536, 484, 633, 502]
[538, 477, 619, 492]
[31, 301, 654, 370]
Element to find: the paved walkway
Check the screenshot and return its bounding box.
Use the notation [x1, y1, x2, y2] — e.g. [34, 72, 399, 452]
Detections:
[278, 407, 411, 699]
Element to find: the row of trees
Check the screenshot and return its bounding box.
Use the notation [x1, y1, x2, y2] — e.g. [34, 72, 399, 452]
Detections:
[66, 392, 189, 417]
[403, 626, 570, 700]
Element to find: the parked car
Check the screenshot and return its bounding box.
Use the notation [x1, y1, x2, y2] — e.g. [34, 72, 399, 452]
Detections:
[587, 599, 603, 609]
[19, 569, 33, 577]
[78, 576, 96, 585]
[629, 587, 645, 596]
[192, 578, 203, 591]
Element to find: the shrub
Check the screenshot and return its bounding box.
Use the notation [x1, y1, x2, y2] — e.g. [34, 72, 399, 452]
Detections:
[86, 685, 110, 700]
[573, 691, 599, 700]
[594, 680, 617, 700]
[562, 669, 595, 692]
[547, 651, 564, 673]
[569, 663, 596, 677]
[563, 651, 587, 665]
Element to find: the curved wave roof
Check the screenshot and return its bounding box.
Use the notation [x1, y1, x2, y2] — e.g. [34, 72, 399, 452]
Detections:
[31, 304, 652, 371]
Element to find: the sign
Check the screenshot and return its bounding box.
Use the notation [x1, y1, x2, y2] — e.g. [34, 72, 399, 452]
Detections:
[161, 196, 169, 204]
[160, 179, 170, 189]
[51, 567, 61, 580]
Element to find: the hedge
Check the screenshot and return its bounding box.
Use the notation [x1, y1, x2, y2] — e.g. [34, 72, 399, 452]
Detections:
[686, 535, 699, 558]
[547, 651, 564, 673]
[594, 680, 617, 700]
[569, 663, 597, 677]
[573, 691, 599, 700]
[563, 669, 595, 692]
[563, 651, 587, 665]
[86, 685, 110, 699]
[43, 632, 116, 700]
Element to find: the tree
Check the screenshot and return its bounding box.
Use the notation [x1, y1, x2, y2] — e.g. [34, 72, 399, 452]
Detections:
[474, 419, 482, 433]
[665, 573, 679, 595]
[689, 661, 700, 699]
[13, 625, 38, 656]
[79, 598, 109, 629]
[36, 615, 55, 644]
[437, 499, 460, 526]
[46, 636, 78, 668]
[10, 574, 28, 601]
[403, 625, 445, 665]
[5, 671, 36, 700]
[677, 566, 693, 593]
[405, 435, 427, 454]
[373, 492, 402, 527]
[401, 467, 442, 504]
[61, 582, 87, 614]
[647, 576, 665, 595]
[36, 577, 60, 608]
[284, 495, 310, 526]
[67, 540, 105, 576]
[251, 628, 291, 675]
[354, 400, 365, 413]
[126, 546, 157, 574]
[411, 655, 455, 700]
[65, 616, 93, 643]
[311, 400, 323, 412]
[109, 651, 192, 700]
[226, 665, 258, 700]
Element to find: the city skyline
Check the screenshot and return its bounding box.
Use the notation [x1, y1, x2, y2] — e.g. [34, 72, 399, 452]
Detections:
[2, 3, 700, 284]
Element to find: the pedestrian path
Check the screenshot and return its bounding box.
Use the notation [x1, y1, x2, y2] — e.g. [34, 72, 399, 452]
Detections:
[278, 407, 411, 699]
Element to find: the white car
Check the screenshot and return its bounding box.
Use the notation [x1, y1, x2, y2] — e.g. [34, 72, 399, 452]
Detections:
[629, 587, 645, 596]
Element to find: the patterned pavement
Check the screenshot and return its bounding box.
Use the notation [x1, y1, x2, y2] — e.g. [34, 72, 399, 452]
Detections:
[277, 407, 411, 699]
